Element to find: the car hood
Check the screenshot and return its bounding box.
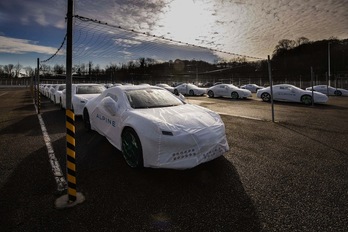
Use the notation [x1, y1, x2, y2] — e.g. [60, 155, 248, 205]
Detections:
[130, 104, 222, 133]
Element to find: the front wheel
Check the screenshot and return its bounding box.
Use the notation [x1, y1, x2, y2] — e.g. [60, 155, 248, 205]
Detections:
[189, 89, 194, 96]
[121, 128, 144, 168]
[207, 90, 214, 98]
[301, 95, 312, 105]
[174, 89, 179, 95]
[231, 91, 239, 99]
[261, 93, 271, 102]
[334, 90, 342, 96]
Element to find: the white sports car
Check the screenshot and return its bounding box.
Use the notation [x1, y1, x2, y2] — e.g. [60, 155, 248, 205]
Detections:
[207, 84, 252, 99]
[83, 85, 229, 169]
[50, 84, 66, 104]
[257, 84, 328, 105]
[155, 83, 175, 93]
[240, 84, 265, 93]
[61, 83, 106, 115]
[174, 83, 206, 96]
[305, 85, 348, 96]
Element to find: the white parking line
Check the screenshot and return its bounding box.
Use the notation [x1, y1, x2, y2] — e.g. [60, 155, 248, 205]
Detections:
[216, 112, 266, 121]
[34, 101, 67, 192]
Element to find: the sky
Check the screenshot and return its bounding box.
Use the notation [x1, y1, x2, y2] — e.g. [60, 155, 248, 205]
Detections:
[0, 0, 348, 69]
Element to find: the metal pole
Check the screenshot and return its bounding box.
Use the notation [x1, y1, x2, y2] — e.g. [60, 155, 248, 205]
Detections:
[311, 67, 314, 106]
[328, 42, 331, 86]
[66, 0, 77, 204]
[267, 55, 274, 122]
[55, 1, 85, 207]
[37, 58, 41, 114]
[326, 72, 329, 96]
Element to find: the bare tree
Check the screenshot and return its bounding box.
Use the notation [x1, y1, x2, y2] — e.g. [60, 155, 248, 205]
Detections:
[80, 63, 86, 76]
[53, 64, 64, 75]
[14, 63, 23, 78]
[296, 37, 310, 46]
[41, 64, 52, 76]
[4, 64, 14, 77]
[88, 61, 93, 76]
[273, 39, 296, 56]
[0, 65, 4, 77]
[24, 66, 34, 77]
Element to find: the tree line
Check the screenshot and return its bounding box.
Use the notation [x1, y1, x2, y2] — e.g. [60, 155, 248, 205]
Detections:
[1, 37, 347, 84]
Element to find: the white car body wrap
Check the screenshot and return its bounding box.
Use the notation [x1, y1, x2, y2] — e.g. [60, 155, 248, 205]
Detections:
[86, 85, 229, 169]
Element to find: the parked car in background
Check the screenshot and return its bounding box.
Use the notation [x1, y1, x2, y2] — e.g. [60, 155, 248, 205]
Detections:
[60, 83, 106, 115]
[104, 83, 114, 89]
[155, 83, 175, 93]
[83, 85, 229, 169]
[207, 84, 252, 99]
[47, 85, 58, 101]
[240, 84, 265, 93]
[51, 84, 66, 104]
[174, 83, 206, 96]
[257, 84, 328, 105]
[305, 85, 348, 96]
[43, 84, 52, 97]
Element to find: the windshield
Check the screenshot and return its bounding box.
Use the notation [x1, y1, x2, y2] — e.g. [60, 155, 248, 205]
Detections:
[76, 85, 105, 94]
[125, 88, 184, 109]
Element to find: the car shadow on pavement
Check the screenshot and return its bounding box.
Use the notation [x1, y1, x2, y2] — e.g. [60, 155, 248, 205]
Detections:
[69, 129, 262, 231]
[0, 131, 262, 231]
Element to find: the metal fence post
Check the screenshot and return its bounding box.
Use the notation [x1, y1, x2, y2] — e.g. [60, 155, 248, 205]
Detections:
[55, 0, 85, 209]
[267, 55, 274, 122]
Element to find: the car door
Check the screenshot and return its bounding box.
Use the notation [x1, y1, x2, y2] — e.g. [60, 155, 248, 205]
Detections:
[215, 85, 227, 96]
[91, 92, 121, 141]
[275, 86, 294, 101]
[178, 84, 188, 94]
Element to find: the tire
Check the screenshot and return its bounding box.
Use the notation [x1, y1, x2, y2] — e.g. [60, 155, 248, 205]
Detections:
[54, 96, 56, 104]
[189, 89, 194, 96]
[83, 108, 91, 131]
[207, 90, 214, 98]
[334, 90, 342, 96]
[121, 128, 144, 168]
[301, 95, 312, 105]
[231, 91, 239, 99]
[261, 93, 271, 102]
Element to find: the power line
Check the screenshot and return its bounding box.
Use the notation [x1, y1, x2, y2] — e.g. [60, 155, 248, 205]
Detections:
[74, 15, 264, 61]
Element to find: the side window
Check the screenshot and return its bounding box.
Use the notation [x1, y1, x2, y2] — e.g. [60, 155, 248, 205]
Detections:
[105, 93, 118, 102]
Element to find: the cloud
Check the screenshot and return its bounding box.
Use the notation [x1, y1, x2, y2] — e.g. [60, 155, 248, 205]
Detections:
[0, 0, 66, 29]
[2, 0, 348, 65]
[75, 0, 169, 32]
[113, 38, 142, 47]
[0, 36, 62, 55]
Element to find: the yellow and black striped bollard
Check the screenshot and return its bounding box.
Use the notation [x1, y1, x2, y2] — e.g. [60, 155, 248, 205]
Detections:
[66, 109, 76, 202]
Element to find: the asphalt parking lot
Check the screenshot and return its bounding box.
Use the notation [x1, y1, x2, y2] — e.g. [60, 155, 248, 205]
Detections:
[0, 87, 347, 231]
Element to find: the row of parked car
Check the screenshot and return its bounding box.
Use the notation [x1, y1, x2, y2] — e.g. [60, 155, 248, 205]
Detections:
[39, 82, 348, 115]
[38, 82, 347, 169]
[161, 82, 347, 105]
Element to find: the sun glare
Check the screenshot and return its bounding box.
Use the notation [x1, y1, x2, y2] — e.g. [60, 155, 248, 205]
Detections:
[156, 0, 216, 44]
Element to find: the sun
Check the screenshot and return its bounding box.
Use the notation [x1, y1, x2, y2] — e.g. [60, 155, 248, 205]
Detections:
[155, 0, 216, 44]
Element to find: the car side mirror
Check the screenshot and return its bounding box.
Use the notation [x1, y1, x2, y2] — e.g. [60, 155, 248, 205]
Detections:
[102, 97, 118, 116]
